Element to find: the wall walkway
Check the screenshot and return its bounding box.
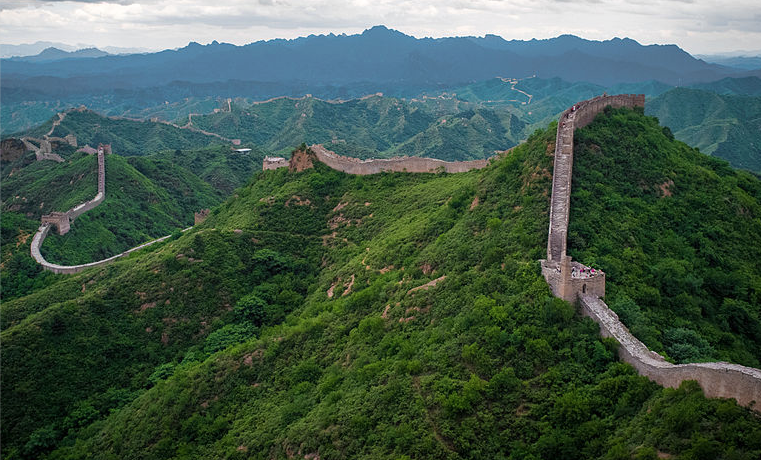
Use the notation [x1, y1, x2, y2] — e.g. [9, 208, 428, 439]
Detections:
[541, 94, 761, 412]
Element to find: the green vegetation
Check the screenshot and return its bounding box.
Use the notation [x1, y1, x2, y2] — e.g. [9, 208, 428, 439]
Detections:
[20, 109, 226, 157]
[3, 109, 761, 459]
[0, 145, 263, 299]
[647, 88, 761, 173]
[186, 96, 523, 160]
[570, 106, 761, 366]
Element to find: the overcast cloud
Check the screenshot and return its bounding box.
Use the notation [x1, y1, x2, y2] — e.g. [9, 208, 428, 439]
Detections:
[1, 0, 759, 54]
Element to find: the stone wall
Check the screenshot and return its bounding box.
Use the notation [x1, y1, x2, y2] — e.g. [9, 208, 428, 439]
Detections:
[542, 94, 761, 411]
[546, 94, 645, 263]
[310, 144, 490, 175]
[580, 295, 761, 409]
[31, 226, 185, 275]
[68, 149, 105, 221]
[31, 145, 192, 274]
[21, 137, 65, 163]
[31, 148, 107, 269]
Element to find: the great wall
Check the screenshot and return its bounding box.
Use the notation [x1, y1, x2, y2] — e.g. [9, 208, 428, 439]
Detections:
[29, 144, 193, 274]
[264, 144, 491, 175]
[265, 95, 761, 411]
[539, 94, 761, 411]
[23, 95, 761, 410]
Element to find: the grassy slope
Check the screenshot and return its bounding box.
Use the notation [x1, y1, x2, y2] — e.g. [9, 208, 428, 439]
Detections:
[3, 113, 761, 459]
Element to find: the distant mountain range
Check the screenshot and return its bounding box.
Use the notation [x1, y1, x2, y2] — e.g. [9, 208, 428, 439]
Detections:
[696, 54, 761, 71]
[0, 41, 151, 58]
[3, 26, 759, 91]
[5, 26, 761, 135]
[7, 47, 110, 63]
[646, 88, 761, 173]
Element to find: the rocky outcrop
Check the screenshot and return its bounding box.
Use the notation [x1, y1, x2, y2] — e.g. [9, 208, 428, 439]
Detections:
[0, 138, 29, 162]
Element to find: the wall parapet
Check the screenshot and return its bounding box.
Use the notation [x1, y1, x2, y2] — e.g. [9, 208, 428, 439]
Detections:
[542, 94, 761, 412]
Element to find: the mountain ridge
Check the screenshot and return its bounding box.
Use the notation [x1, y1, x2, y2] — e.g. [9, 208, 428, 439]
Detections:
[3, 27, 754, 88]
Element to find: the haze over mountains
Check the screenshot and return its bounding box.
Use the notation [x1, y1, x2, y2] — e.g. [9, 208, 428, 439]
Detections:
[4, 26, 759, 93]
[0, 41, 151, 58]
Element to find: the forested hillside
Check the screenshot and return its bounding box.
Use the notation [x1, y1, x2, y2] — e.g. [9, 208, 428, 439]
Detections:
[17, 109, 228, 156]
[3, 109, 761, 459]
[187, 96, 525, 160]
[569, 107, 761, 366]
[647, 88, 761, 173]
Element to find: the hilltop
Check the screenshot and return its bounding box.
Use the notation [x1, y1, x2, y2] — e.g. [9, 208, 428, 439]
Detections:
[3, 108, 761, 459]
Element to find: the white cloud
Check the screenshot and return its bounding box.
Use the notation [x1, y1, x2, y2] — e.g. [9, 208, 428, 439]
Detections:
[0, 0, 759, 54]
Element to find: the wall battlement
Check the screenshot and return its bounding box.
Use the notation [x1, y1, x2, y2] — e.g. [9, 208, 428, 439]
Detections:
[263, 156, 289, 170]
[41, 212, 70, 235]
[542, 94, 761, 412]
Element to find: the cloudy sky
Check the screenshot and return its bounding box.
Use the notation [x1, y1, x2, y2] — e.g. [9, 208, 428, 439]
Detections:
[1, 0, 760, 55]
